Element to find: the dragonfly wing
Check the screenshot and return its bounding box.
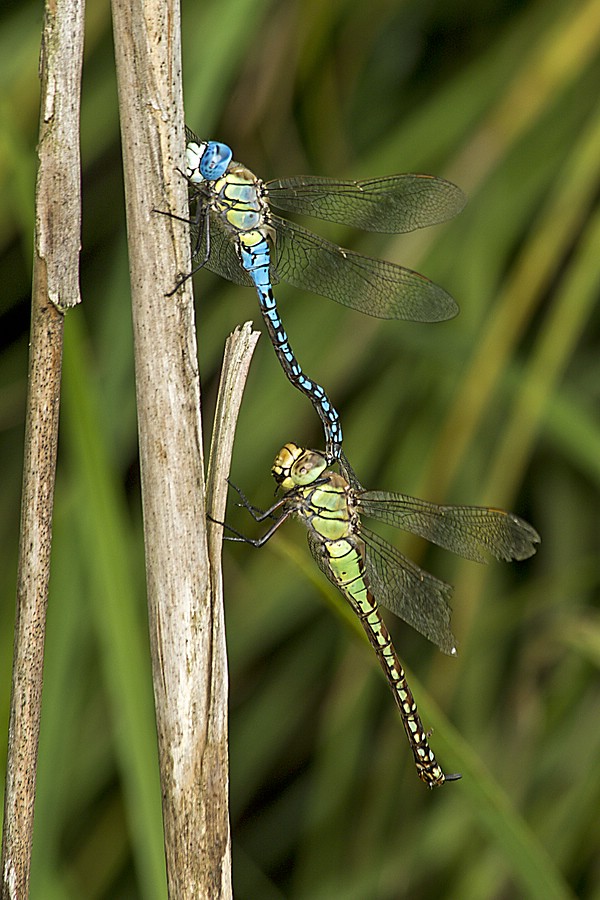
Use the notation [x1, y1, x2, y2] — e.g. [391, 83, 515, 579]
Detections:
[186, 204, 275, 289]
[201, 212, 253, 286]
[361, 526, 457, 655]
[306, 521, 456, 656]
[357, 492, 540, 563]
[306, 529, 339, 586]
[339, 452, 365, 491]
[267, 174, 466, 233]
[270, 215, 458, 322]
[186, 125, 201, 145]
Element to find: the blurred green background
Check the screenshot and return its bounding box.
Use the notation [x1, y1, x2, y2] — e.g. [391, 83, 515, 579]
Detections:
[2, 0, 600, 897]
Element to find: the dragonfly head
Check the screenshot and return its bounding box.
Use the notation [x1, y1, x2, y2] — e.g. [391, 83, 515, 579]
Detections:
[185, 140, 232, 183]
[272, 443, 328, 492]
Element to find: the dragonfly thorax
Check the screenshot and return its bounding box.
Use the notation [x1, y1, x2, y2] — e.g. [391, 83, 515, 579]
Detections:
[292, 472, 353, 545]
[213, 165, 270, 234]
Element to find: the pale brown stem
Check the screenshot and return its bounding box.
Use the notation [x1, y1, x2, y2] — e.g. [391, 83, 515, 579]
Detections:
[1, 0, 84, 892]
[110, 0, 259, 892]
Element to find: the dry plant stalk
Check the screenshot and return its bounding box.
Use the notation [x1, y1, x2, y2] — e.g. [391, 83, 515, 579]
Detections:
[110, 0, 259, 894]
[1, 0, 84, 895]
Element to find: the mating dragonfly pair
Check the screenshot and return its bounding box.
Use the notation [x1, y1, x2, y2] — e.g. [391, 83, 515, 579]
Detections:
[174, 131, 540, 787]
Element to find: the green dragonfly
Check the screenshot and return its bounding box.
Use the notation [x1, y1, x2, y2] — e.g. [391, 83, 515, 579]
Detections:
[222, 443, 540, 787]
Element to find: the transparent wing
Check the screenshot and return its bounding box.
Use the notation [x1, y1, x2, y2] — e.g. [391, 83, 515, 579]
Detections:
[267, 174, 466, 233]
[306, 524, 456, 656]
[270, 215, 458, 322]
[339, 452, 364, 491]
[361, 527, 457, 655]
[306, 529, 338, 584]
[186, 205, 281, 289]
[357, 491, 540, 563]
[201, 211, 253, 286]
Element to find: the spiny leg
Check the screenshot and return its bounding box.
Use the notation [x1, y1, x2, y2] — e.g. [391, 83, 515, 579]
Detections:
[210, 507, 293, 547]
[153, 203, 211, 295]
[226, 480, 286, 521]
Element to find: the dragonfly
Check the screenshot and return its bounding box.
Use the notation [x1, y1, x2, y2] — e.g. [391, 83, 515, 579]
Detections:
[180, 128, 466, 462]
[221, 442, 540, 788]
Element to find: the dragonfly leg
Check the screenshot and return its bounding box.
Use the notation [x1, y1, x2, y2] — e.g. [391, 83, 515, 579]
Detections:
[190, 202, 211, 263]
[153, 208, 193, 225]
[227, 480, 287, 522]
[153, 204, 211, 295]
[211, 509, 293, 547]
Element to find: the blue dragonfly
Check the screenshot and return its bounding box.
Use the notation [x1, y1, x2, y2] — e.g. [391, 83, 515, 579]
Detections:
[181, 129, 466, 461]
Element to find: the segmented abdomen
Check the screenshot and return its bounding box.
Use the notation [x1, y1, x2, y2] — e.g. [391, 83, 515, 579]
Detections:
[325, 534, 449, 787]
[224, 195, 343, 460]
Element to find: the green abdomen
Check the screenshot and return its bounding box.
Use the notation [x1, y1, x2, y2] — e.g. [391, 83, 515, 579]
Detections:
[326, 538, 370, 609]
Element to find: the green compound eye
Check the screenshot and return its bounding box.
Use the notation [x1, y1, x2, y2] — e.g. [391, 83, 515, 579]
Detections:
[290, 450, 328, 486]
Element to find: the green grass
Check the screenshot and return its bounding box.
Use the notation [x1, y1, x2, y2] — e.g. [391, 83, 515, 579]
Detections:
[1, 0, 599, 896]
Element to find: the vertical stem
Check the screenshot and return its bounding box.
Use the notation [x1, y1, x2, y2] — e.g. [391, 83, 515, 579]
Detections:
[110, 0, 257, 894]
[1, 281, 64, 899]
[1, 0, 84, 892]
[206, 323, 261, 532]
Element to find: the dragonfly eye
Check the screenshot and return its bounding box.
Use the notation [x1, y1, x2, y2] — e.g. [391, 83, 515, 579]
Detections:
[292, 450, 328, 485]
[199, 141, 232, 180]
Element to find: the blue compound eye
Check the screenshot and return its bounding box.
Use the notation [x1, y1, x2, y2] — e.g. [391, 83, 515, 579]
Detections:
[200, 141, 232, 180]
